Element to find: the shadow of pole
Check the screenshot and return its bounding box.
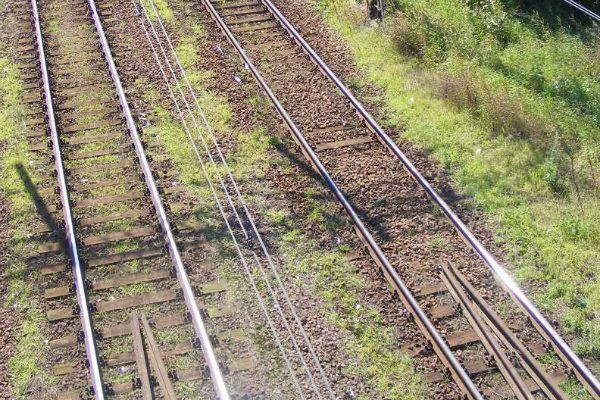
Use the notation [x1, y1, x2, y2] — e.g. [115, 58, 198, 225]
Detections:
[15, 162, 66, 253]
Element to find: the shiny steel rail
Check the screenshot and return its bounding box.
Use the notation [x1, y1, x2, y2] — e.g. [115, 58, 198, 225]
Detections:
[30, 0, 105, 397]
[255, 0, 600, 396]
[198, 0, 483, 398]
[562, 0, 600, 22]
[132, 0, 330, 396]
[86, 0, 230, 398]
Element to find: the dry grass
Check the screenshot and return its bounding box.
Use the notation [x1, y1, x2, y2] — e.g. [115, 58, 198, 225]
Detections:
[390, 12, 427, 57]
[436, 69, 551, 141]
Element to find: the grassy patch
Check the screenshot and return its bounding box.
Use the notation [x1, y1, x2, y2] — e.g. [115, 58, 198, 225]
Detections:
[279, 229, 429, 399]
[0, 58, 54, 397]
[142, 0, 175, 23]
[315, 0, 600, 382]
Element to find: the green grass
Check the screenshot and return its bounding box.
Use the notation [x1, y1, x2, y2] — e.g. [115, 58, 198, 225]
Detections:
[142, 0, 175, 23]
[315, 0, 600, 384]
[0, 58, 54, 397]
[277, 227, 428, 399]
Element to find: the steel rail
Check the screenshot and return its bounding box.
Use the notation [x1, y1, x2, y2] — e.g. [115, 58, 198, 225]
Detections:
[130, 3, 310, 397]
[85, 1, 230, 398]
[198, 1, 483, 398]
[446, 264, 570, 400]
[136, 2, 330, 396]
[441, 267, 534, 400]
[256, 0, 600, 396]
[562, 0, 600, 22]
[30, 0, 105, 398]
[140, 0, 335, 396]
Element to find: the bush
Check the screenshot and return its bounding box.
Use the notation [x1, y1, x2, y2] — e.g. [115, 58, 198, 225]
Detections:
[436, 67, 550, 141]
[390, 12, 427, 57]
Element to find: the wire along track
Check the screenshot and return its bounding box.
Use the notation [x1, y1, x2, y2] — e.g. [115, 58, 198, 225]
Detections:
[130, 0, 338, 396]
[9, 0, 600, 396]
[562, 0, 600, 22]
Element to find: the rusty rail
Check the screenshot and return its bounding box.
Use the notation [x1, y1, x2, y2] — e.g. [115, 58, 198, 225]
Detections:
[86, 0, 230, 397]
[197, 0, 483, 398]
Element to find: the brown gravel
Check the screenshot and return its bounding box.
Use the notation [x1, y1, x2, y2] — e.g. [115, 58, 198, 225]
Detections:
[97, 0, 439, 397]
[177, 0, 586, 398]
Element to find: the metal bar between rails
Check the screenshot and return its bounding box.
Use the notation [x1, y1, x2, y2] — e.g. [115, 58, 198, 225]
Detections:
[257, 0, 600, 396]
[30, 0, 105, 398]
[84, 0, 230, 398]
[446, 264, 568, 400]
[197, 1, 483, 398]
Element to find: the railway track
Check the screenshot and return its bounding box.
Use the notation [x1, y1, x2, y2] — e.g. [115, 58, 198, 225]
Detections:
[8, 0, 278, 397]
[133, 0, 600, 398]
[5, 0, 599, 397]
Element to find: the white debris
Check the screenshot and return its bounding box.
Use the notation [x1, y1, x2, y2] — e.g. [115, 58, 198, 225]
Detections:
[215, 45, 224, 55]
[355, 303, 361, 310]
[234, 76, 242, 84]
[475, 147, 481, 156]
[139, 113, 151, 128]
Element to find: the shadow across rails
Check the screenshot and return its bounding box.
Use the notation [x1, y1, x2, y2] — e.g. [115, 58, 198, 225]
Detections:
[271, 136, 392, 241]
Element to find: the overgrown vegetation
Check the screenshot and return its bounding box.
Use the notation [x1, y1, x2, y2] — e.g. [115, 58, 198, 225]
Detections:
[0, 58, 53, 397]
[316, 0, 600, 378]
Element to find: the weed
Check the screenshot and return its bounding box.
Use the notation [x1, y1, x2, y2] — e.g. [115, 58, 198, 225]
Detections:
[142, 0, 174, 23]
[373, 196, 387, 207]
[389, 12, 427, 57]
[430, 236, 453, 251]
